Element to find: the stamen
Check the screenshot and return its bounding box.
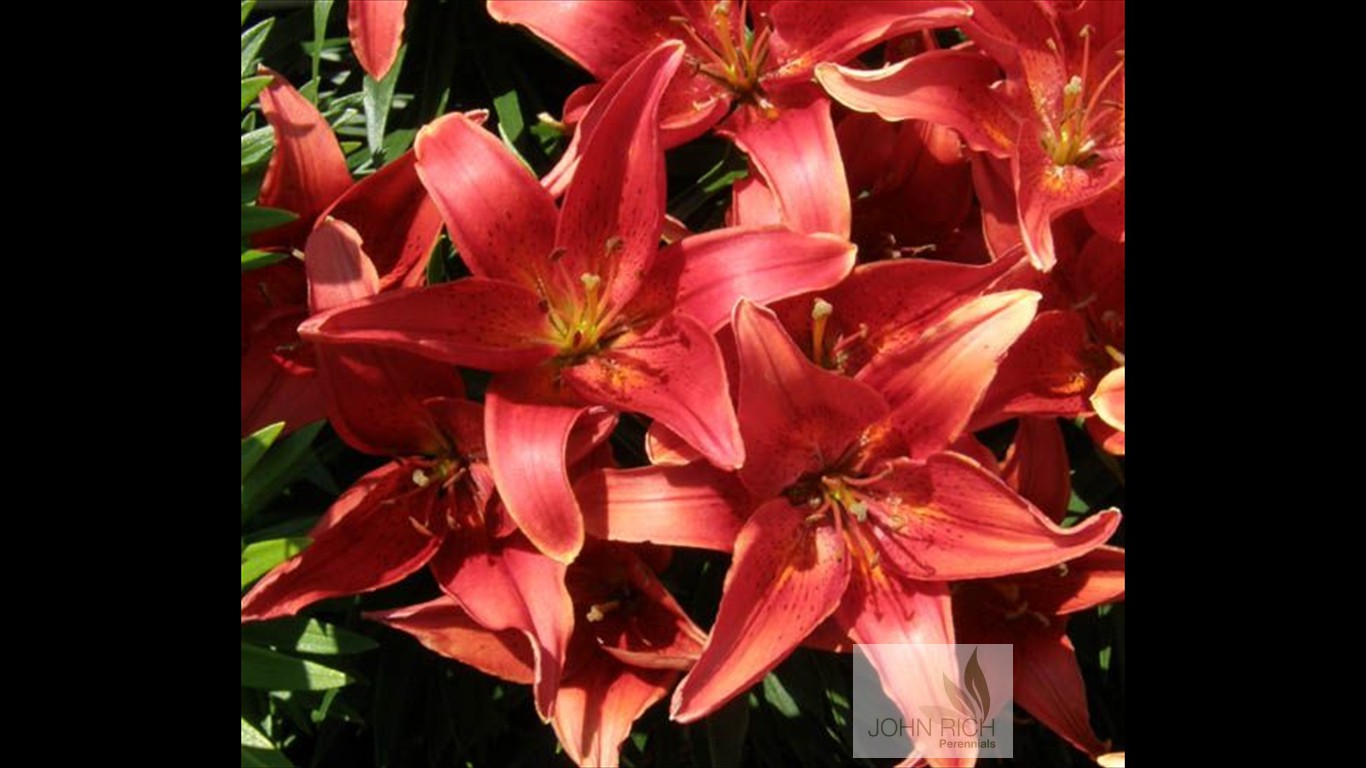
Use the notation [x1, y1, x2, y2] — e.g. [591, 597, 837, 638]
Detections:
[580, 272, 603, 330]
[670, 15, 731, 71]
[586, 600, 621, 622]
[1082, 52, 1125, 128]
[411, 468, 430, 487]
[811, 298, 833, 365]
[848, 500, 869, 523]
[711, 0, 740, 76]
[408, 516, 435, 538]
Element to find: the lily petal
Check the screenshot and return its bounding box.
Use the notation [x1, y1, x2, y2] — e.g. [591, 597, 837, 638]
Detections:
[858, 290, 1039, 457]
[767, 1, 972, 80]
[815, 50, 1017, 158]
[720, 87, 850, 237]
[414, 110, 559, 289]
[1091, 366, 1125, 433]
[432, 531, 574, 721]
[734, 300, 889, 498]
[971, 309, 1096, 429]
[487, 0, 684, 81]
[254, 68, 352, 249]
[1016, 546, 1126, 615]
[1015, 631, 1111, 757]
[671, 499, 851, 723]
[553, 655, 677, 768]
[366, 595, 536, 684]
[642, 226, 856, 333]
[868, 454, 1120, 581]
[241, 310, 326, 436]
[556, 41, 684, 313]
[564, 313, 744, 471]
[485, 370, 589, 563]
[645, 420, 702, 466]
[838, 572, 960, 766]
[347, 0, 407, 82]
[298, 278, 558, 371]
[727, 175, 786, 228]
[576, 464, 751, 553]
[1084, 180, 1125, 243]
[324, 149, 445, 289]
[1001, 417, 1072, 522]
[241, 462, 441, 621]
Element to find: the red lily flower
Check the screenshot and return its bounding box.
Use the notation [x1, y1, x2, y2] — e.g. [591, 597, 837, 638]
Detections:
[490, 0, 971, 235]
[816, 0, 1125, 270]
[954, 546, 1125, 758]
[370, 541, 707, 768]
[348, 0, 407, 82]
[242, 69, 443, 436]
[300, 41, 856, 563]
[575, 300, 1120, 751]
[242, 220, 574, 721]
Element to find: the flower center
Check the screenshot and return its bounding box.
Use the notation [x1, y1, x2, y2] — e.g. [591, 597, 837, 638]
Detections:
[672, 0, 779, 116]
[1039, 28, 1125, 168]
[537, 237, 632, 365]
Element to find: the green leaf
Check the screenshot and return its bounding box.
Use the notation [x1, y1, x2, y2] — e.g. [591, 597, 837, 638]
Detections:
[241, 249, 289, 272]
[363, 45, 406, 163]
[241, 17, 276, 79]
[241, 643, 351, 691]
[240, 717, 293, 768]
[241, 421, 284, 482]
[241, 75, 272, 111]
[382, 128, 417, 162]
[492, 87, 525, 147]
[242, 421, 326, 525]
[311, 0, 335, 95]
[240, 1, 256, 27]
[761, 672, 802, 718]
[240, 537, 310, 589]
[241, 617, 380, 655]
[241, 126, 274, 168]
[241, 206, 299, 237]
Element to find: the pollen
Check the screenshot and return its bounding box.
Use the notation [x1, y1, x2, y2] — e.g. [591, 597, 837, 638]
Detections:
[412, 469, 430, 487]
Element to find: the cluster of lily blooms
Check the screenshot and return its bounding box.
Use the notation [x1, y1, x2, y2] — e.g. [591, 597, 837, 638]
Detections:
[241, 1, 1125, 765]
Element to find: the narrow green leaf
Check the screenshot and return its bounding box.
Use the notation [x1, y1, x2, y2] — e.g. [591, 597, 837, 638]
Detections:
[761, 672, 802, 718]
[363, 45, 406, 163]
[240, 537, 310, 589]
[241, 126, 274, 168]
[242, 421, 326, 524]
[241, 75, 273, 111]
[241, 421, 285, 482]
[492, 88, 525, 146]
[241, 249, 289, 273]
[241, 617, 380, 655]
[241, 17, 276, 79]
[382, 128, 417, 161]
[240, 718, 293, 768]
[241, 206, 299, 237]
[311, 0, 335, 100]
[240, 1, 256, 27]
[241, 643, 351, 691]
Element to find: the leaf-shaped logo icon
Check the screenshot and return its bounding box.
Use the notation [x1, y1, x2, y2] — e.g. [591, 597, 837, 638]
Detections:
[942, 673, 975, 720]
[964, 648, 990, 721]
